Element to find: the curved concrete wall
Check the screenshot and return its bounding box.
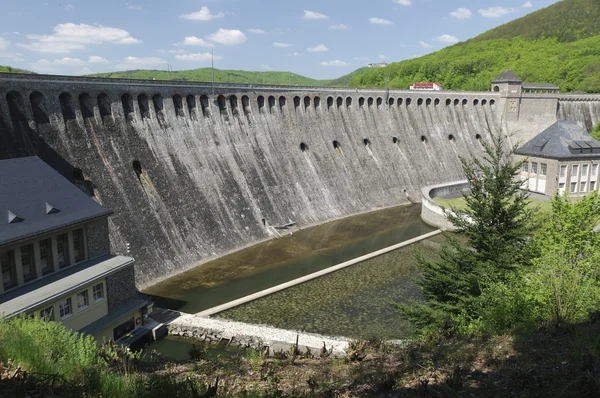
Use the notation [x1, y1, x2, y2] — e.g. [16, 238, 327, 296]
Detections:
[0, 75, 500, 288]
[558, 95, 600, 133]
[420, 181, 469, 230]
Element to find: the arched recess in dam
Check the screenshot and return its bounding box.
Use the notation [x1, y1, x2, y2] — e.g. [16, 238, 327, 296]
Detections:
[0, 76, 503, 288]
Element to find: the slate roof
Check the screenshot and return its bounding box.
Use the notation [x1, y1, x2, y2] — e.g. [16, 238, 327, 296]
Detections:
[0, 156, 112, 246]
[492, 70, 522, 84]
[515, 120, 600, 160]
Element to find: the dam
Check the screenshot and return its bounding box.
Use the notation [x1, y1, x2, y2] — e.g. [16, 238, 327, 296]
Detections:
[0, 72, 598, 291]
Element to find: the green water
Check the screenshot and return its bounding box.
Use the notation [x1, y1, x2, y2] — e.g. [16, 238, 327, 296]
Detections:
[144, 204, 435, 314]
[135, 335, 245, 361]
[217, 236, 444, 340]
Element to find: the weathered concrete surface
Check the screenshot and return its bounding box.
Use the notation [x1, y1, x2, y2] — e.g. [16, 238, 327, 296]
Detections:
[558, 95, 600, 133]
[168, 313, 350, 357]
[0, 73, 518, 288]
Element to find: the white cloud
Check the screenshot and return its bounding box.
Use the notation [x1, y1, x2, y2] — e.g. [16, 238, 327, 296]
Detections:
[247, 29, 267, 34]
[177, 36, 214, 47]
[478, 7, 515, 18]
[176, 52, 222, 62]
[17, 23, 140, 54]
[320, 60, 350, 67]
[369, 17, 393, 25]
[329, 24, 350, 30]
[53, 57, 86, 65]
[274, 42, 292, 48]
[288, 52, 304, 57]
[302, 10, 329, 20]
[260, 64, 272, 71]
[379, 54, 389, 60]
[79, 67, 91, 75]
[450, 8, 472, 19]
[205, 29, 247, 45]
[31, 59, 57, 73]
[88, 55, 110, 64]
[393, 0, 412, 5]
[0, 52, 24, 62]
[0, 38, 10, 51]
[116, 56, 167, 69]
[126, 3, 143, 11]
[180, 6, 225, 21]
[307, 44, 328, 52]
[522, 2, 532, 7]
[64, 4, 73, 12]
[434, 34, 459, 44]
[419, 41, 432, 48]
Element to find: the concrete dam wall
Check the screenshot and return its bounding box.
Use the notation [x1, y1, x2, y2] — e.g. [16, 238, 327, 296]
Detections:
[0, 74, 501, 288]
[558, 95, 600, 132]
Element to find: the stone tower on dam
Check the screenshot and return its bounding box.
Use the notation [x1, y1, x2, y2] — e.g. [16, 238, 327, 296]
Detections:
[0, 72, 596, 288]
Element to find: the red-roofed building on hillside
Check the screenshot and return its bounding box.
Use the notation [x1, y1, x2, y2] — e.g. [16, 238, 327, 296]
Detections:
[409, 82, 443, 91]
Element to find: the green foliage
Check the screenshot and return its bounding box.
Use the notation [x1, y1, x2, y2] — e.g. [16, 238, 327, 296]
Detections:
[461, 191, 600, 334]
[89, 67, 364, 87]
[352, 1, 600, 92]
[471, 0, 600, 44]
[397, 130, 533, 336]
[0, 65, 30, 74]
[592, 121, 600, 140]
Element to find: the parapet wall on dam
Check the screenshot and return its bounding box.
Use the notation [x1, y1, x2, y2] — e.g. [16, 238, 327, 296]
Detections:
[0, 72, 591, 288]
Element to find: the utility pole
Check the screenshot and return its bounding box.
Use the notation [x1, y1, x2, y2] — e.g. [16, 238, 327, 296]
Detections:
[212, 48, 215, 95]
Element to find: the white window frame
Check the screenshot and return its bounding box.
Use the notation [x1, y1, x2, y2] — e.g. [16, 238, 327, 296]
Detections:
[592, 164, 598, 177]
[93, 283, 104, 302]
[77, 290, 89, 310]
[59, 298, 72, 319]
[540, 163, 547, 176]
[571, 182, 577, 193]
[560, 165, 567, 178]
[580, 181, 587, 192]
[40, 306, 54, 322]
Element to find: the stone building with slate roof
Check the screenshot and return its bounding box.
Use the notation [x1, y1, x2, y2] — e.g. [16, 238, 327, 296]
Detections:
[0, 156, 152, 342]
[492, 70, 560, 95]
[515, 120, 600, 196]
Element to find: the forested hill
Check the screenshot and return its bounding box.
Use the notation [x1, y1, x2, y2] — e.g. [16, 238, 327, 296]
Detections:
[0, 65, 31, 74]
[352, 0, 600, 93]
[89, 67, 364, 87]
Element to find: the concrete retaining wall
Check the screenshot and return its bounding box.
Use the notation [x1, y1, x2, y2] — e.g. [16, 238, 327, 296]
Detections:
[421, 181, 469, 230]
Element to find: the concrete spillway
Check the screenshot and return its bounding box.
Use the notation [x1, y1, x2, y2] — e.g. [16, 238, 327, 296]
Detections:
[558, 96, 600, 132]
[0, 74, 527, 288]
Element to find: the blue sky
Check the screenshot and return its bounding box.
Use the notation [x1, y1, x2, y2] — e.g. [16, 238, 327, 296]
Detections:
[0, 0, 559, 79]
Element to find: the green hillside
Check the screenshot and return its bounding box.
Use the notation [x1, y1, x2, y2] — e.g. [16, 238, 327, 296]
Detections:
[0, 65, 31, 74]
[352, 0, 600, 92]
[90, 68, 325, 86]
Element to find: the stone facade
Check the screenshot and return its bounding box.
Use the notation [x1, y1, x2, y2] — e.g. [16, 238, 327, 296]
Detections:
[106, 266, 138, 313]
[86, 217, 110, 259]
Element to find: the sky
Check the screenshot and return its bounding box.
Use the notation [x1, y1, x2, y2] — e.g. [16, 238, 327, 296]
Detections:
[0, 0, 560, 79]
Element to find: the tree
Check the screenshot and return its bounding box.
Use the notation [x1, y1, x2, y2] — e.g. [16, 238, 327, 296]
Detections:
[592, 121, 600, 140]
[397, 129, 535, 335]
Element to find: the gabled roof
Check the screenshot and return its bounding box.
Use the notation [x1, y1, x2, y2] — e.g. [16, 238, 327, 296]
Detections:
[0, 156, 112, 246]
[492, 70, 522, 84]
[515, 120, 600, 160]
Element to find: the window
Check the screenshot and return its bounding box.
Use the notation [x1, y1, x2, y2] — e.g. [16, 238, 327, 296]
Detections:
[73, 229, 85, 263]
[57, 233, 70, 268]
[1, 250, 16, 289]
[20, 244, 36, 282]
[93, 283, 104, 301]
[581, 182, 587, 192]
[39, 238, 53, 275]
[571, 182, 577, 193]
[572, 165, 579, 177]
[540, 163, 547, 176]
[559, 182, 566, 190]
[593, 164, 598, 176]
[560, 165, 567, 178]
[77, 290, 89, 310]
[59, 298, 72, 319]
[582, 164, 589, 177]
[521, 163, 529, 173]
[531, 162, 538, 174]
[591, 181, 597, 191]
[40, 306, 54, 322]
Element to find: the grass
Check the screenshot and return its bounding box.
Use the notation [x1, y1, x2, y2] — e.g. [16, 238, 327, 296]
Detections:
[434, 195, 553, 212]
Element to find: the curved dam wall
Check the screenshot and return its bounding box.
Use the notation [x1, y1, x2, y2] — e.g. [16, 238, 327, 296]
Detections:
[0, 73, 501, 288]
[558, 95, 600, 132]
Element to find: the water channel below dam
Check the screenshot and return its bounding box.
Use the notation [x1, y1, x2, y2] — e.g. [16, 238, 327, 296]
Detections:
[143, 204, 442, 356]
